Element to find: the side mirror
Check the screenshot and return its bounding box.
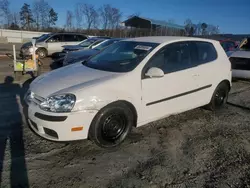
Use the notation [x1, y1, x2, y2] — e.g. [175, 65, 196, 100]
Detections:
[145, 67, 164, 78]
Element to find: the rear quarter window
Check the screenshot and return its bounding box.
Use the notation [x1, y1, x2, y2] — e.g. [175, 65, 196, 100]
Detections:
[195, 41, 217, 64]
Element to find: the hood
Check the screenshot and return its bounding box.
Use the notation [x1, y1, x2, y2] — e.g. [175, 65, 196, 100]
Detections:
[66, 49, 98, 59]
[229, 50, 250, 59]
[30, 63, 120, 97]
[21, 42, 32, 48]
[63, 45, 84, 51]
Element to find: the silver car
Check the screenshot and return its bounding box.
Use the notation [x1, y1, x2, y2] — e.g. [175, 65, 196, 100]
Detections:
[20, 33, 88, 58]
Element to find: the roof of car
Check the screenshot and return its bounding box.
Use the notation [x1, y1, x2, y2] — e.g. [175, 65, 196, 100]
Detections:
[53, 32, 87, 35]
[124, 36, 217, 44]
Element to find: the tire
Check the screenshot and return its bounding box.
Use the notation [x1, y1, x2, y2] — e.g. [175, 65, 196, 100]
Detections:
[36, 48, 47, 59]
[89, 102, 135, 148]
[206, 82, 229, 111]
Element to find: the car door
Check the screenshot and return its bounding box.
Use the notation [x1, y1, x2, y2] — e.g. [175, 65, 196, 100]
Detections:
[141, 41, 208, 122]
[47, 34, 64, 54]
[188, 41, 218, 105]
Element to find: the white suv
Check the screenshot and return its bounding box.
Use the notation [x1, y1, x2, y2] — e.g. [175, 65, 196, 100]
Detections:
[26, 36, 232, 148]
[20, 33, 88, 58]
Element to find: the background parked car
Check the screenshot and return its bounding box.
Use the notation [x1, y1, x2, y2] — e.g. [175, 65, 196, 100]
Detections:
[229, 38, 250, 79]
[61, 37, 111, 54]
[63, 38, 122, 66]
[219, 39, 238, 52]
[20, 32, 88, 59]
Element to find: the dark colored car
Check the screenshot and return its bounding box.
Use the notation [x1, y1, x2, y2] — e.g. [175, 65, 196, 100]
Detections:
[62, 37, 111, 54]
[62, 38, 123, 66]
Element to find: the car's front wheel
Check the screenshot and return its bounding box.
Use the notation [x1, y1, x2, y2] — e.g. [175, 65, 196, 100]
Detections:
[206, 82, 229, 111]
[36, 48, 47, 59]
[89, 102, 135, 148]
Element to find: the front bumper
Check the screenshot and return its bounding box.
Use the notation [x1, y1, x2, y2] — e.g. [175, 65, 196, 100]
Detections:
[20, 48, 32, 57]
[27, 102, 97, 141]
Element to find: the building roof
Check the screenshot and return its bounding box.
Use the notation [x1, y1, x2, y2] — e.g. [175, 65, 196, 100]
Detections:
[124, 36, 217, 44]
[122, 16, 185, 30]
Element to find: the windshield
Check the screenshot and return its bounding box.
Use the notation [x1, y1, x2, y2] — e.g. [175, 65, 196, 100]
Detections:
[85, 41, 159, 72]
[36, 34, 52, 43]
[79, 38, 99, 47]
[93, 39, 120, 51]
[89, 39, 105, 49]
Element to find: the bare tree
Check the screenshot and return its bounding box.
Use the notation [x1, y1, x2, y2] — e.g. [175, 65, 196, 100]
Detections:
[65, 10, 73, 31]
[9, 12, 20, 30]
[108, 7, 122, 29]
[0, 0, 11, 27]
[81, 3, 98, 31]
[99, 4, 111, 29]
[12, 12, 19, 25]
[39, 0, 50, 29]
[75, 3, 82, 29]
[32, 0, 53, 30]
[33, 0, 41, 30]
[206, 24, 220, 35]
[184, 19, 196, 36]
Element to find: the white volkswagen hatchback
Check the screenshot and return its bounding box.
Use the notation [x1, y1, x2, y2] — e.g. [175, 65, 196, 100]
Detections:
[26, 36, 232, 148]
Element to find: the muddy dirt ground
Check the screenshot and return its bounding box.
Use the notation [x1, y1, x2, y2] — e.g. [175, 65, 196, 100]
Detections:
[1, 56, 250, 188]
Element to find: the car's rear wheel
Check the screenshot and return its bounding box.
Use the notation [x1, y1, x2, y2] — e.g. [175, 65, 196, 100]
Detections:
[89, 102, 135, 148]
[36, 48, 47, 59]
[206, 82, 229, 111]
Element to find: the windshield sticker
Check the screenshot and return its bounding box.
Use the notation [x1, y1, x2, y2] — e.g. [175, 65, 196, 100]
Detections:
[134, 45, 152, 51]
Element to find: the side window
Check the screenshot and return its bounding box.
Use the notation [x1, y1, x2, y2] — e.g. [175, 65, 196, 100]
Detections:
[144, 50, 165, 71]
[47, 35, 62, 43]
[195, 41, 217, 64]
[162, 42, 192, 73]
[143, 42, 194, 76]
[77, 35, 87, 41]
[63, 34, 79, 42]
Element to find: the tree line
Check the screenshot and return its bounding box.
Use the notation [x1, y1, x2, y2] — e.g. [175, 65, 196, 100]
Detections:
[0, 0, 220, 36]
[0, 0, 58, 31]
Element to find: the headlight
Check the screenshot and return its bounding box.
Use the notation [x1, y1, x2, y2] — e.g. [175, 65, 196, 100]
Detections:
[40, 94, 76, 113]
[29, 47, 34, 53]
[25, 91, 34, 103]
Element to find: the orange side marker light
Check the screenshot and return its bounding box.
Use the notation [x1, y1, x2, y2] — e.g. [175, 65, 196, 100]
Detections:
[71, 127, 83, 132]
